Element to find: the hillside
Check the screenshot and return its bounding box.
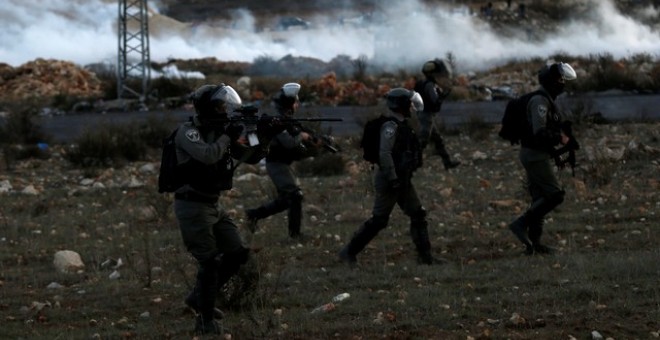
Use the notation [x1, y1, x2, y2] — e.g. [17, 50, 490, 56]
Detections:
[1, 0, 659, 112]
[157, 0, 659, 36]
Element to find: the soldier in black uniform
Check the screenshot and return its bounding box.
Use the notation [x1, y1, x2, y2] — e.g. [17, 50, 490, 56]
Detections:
[173, 84, 251, 334]
[414, 58, 460, 170]
[245, 83, 322, 239]
[509, 62, 577, 255]
[338, 88, 442, 265]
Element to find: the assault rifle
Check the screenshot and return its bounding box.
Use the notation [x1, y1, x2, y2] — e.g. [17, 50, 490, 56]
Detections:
[553, 121, 580, 176]
[299, 126, 340, 153]
[200, 105, 343, 147]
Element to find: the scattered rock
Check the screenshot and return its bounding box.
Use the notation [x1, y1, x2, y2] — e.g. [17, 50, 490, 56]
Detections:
[109, 270, 121, 280]
[53, 250, 85, 273]
[471, 150, 488, 160]
[46, 282, 64, 289]
[21, 185, 39, 195]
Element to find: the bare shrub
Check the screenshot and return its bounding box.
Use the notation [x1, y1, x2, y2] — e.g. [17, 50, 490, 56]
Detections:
[150, 76, 196, 101]
[581, 157, 619, 188]
[66, 123, 147, 168]
[650, 63, 660, 92]
[0, 99, 51, 145]
[352, 54, 369, 82]
[0, 100, 52, 169]
[561, 95, 609, 127]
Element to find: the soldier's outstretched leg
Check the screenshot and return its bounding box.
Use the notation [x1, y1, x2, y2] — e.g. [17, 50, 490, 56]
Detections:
[338, 215, 388, 265]
[215, 247, 251, 288]
[245, 195, 289, 232]
[193, 258, 222, 335]
[409, 209, 444, 264]
[512, 190, 564, 255]
[432, 131, 460, 170]
[287, 190, 304, 238]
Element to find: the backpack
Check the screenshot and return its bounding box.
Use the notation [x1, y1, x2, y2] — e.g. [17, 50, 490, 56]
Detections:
[498, 90, 548, 145]
[158, 128, 183, 193]
[360, 116, 395, 164]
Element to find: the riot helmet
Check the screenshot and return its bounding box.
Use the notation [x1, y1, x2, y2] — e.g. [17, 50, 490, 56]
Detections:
[272, 82, 301, 116]
[191, 83, 242, 119]
[386, 88, 424, 115]
[537, 62, 577, 99]
[422, 58, 452, 79]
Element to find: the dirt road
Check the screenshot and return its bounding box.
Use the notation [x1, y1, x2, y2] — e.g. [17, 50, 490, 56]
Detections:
[38, 93, 660, 143]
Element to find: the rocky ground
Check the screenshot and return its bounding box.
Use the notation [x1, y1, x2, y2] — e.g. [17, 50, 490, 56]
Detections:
[0, 120, 659, 338]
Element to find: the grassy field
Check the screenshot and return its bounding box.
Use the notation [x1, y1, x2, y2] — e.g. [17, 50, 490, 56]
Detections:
[0, 119, 659, 339]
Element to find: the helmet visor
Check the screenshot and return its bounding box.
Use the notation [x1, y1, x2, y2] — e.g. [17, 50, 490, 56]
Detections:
[281, 82, 301, 98]
[410, 91, 424, 112]
[558, 63, 577, 82]
[212, 85, 242, 113]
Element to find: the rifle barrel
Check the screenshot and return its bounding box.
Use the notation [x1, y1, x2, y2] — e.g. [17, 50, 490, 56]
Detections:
[279, 118, 343, 122]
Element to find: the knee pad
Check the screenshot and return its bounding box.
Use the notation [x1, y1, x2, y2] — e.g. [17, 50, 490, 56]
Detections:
[287, 189, 304, 204]
[409, 207, 427, 223]
[547, 190, 565, 206]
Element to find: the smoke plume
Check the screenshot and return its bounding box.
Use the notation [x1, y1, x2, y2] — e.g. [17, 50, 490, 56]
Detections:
[1, 0, 658, 73]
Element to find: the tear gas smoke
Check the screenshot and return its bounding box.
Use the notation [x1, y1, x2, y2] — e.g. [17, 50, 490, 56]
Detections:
[1, 0, 658, 73]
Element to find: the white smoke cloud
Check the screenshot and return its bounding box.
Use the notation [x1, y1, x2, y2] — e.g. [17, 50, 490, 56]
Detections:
[1, 0, 658, 72]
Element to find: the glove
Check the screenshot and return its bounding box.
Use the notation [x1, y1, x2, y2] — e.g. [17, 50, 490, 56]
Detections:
[286, 124, 302, 136]
[436, 87, 452, 101]
[389, 179, 402, 191]
[257, 117, 286, 139]
[225, 124, 244, 141]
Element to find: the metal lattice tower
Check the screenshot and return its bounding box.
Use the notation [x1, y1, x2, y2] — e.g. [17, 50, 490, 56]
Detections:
[117, 0, 151, 103]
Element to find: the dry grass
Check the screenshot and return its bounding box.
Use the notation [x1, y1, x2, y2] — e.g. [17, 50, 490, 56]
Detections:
[0, 121, 659, 339]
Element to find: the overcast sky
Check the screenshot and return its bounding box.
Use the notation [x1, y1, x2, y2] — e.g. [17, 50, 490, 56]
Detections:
[1, 0, 659, 72]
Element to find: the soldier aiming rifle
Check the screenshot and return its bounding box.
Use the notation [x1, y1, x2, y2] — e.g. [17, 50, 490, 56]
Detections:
[245, 83, 342, 239]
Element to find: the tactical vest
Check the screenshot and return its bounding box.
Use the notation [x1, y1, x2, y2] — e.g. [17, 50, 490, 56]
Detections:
[520, 95, 562, 152]
[391, 121, 423, 177]
[179, 155, 234, 195]
[414, 80, 441, 113]
[265, 125, 307, 164]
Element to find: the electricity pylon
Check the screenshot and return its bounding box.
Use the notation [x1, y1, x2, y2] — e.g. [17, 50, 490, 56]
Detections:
[117, 0, 151, 104]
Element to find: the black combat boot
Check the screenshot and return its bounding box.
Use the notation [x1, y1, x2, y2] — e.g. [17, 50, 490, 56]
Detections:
[287, 199, 303, 239]
[184, 286, 224, 319]
[337, 245, 357, 265]
[523, 193, 564, 255]
[436, 144, 460, 170]
[528, 219, 555, 255]
[410, 219, 445, 265]
[432, 134, 460, 170]
[245, 198, 289, 233]
[508, 215, 534, 255]
[194, 316, 221, 335]
[338, 217, 384, 266]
